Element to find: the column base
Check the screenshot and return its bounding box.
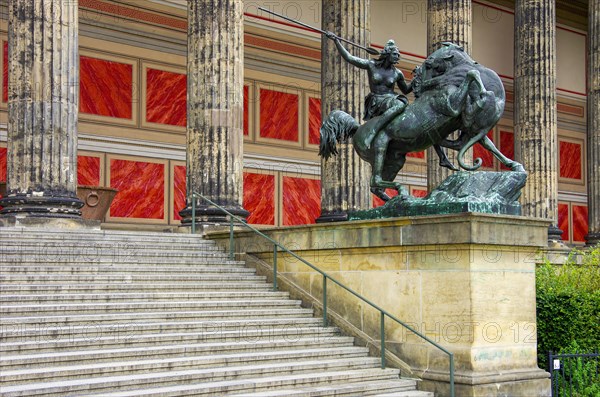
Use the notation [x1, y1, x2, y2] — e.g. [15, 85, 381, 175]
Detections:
[547, 224, 564, 244]
[316, 211, 348, 223]
[179, 204, 249, 226]
[0, 194, 84, 218]
[585, 232, 600, 247]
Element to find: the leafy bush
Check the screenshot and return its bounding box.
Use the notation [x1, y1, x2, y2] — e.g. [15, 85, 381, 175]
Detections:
[536, 246, 600, 369]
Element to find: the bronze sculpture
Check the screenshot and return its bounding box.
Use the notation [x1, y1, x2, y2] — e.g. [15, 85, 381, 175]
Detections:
[319, 42, 525, 202]
[326, 34, 458, 178]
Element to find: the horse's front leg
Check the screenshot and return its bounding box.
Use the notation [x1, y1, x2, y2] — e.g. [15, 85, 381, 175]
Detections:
[479, 136, 525, 172]
[446, 70, 487, 116]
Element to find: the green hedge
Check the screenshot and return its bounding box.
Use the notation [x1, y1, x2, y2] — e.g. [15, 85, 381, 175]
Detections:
[536, 246, 600, 369]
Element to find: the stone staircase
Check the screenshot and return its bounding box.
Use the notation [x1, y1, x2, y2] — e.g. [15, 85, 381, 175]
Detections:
[0, 227, 432, 396]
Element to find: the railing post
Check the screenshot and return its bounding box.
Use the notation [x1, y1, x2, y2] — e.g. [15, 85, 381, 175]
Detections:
[449, 353, 455, 397]
[380, 312, 385, 368]
[191, 195, 196, 235]
[322, 276, 327, 327]
[273, 244, 278, 291]
[229, 217, 234, 260]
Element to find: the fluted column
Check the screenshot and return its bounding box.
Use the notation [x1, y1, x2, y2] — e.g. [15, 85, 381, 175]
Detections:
[180, 0, 248, 225]
[514, 0, 560, 241]
[586, 0, 600, 246]
[426, 0, 473, 191]
[0, 0, 83, 219]
[317, 0, 371, 223]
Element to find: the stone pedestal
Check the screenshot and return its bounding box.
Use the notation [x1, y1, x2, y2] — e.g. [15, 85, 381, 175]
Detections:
[179, 0, 248, 226]
[0, 0, 83, 221]
[426, 0, 473, 191]
[586, 0, 600, 246]
[514, 0, 560, 242]
[209, 214, 551, 396]
[317, 0, 371, 223]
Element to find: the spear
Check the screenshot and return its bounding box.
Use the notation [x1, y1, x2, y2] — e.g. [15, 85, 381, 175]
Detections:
[257, 7, 380, 56]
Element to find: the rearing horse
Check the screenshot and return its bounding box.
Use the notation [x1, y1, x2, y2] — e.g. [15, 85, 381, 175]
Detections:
[320, 43, 524, 202]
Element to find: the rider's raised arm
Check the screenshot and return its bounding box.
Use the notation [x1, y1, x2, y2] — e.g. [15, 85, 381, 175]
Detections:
[396, 71, 413, 95]
[330, 36, 369, 69]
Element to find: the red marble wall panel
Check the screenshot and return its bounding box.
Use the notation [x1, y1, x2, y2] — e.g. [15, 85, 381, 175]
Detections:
[308, 97, 321, 145]
[244, 85, 249, 136]
[473, 130, 494, 168]
[243, 172, 275, 225]
[77, 156, 101, 186]
[558, 203, 570, 241]
[109, 159, 164, 219]
[2, 41, 7, 103]
[412, 188, 428, 198]
[407, 151, 425, 159]
[260, 89, 299, 142]
[283, 176, 320, 225]
[559, 141, 583, 180]
[572, 205, 588, 242]
[146, 68, 186, 126]
[373, 188, 399, 208]
[500, 131, 514, 171]
[173, 165, 186, 221]
[80, 56, 133, 119]
[0, 147, 6, 182]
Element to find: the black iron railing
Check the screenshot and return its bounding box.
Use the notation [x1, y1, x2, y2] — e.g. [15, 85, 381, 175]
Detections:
[191, 191, 455, 396]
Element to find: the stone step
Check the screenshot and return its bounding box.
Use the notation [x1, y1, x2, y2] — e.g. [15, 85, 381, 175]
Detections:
[1, 351, 375, 386]
[0, 274, 267, 284]
[0, 317, 323, 342]
[0, 228, 207, 241]
[373, 391, 434, 397]
[0, 264, 254, 275]
[83, 368, 404, 397]
[0, 337, 357, 370]
[1, 298, 302, 316]
[0, 258, 245, 266]
[0, 290, 290, 303]
[1, 307, 315, 326]
[0, 282, 274, 293]
[0, 364, 398, 397]
[232, 380, 430, 396]
[0, 253, 235, 263]
[1, 326, 341, 354]
[0, 247, 227, 257]
[0, 238, 217, 248]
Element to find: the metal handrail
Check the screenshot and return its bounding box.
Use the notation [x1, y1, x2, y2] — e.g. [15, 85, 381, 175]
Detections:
[191, 191, 455, 396]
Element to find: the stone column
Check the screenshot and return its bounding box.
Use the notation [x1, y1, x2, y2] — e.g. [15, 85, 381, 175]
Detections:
[0, 0, 83, 222]
[586, 0, 600, 246]
[179, 0, 248, 225]
[426, 0, 472, 191]
[317, 0, 371, 223]
[514, 0, 561, 241]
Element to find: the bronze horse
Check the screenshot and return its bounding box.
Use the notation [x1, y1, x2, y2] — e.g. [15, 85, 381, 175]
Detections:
[319, 43, 524, 202]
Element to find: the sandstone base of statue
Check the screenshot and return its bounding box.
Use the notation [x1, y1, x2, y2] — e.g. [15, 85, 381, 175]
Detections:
[208, 213, 551, 397]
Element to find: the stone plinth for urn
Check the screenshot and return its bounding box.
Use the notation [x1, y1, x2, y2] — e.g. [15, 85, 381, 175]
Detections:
[77, 185, 118, 221]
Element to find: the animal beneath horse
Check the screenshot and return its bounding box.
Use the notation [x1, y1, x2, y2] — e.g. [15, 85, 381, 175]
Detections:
[319, 43, 524, 202]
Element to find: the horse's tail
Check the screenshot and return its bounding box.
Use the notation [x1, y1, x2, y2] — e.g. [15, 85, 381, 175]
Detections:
[319, 110, 360, 159]
[457, 94, 504, 171]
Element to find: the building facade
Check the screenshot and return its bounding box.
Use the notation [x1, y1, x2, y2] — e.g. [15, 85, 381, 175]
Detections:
[0, 0, 596, 245]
